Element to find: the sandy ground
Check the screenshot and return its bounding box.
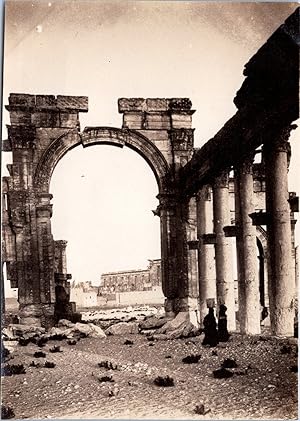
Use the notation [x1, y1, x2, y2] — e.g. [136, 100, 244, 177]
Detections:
[1, 330, 298, 420]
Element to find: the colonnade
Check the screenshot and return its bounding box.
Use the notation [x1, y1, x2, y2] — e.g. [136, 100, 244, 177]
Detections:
[181, 130, 296, 337]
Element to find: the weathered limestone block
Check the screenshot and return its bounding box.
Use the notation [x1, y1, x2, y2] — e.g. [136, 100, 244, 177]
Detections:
[105, 321, 139, 335]
[153, 312, 200, 340]
[73, 322, 106, 338]
[139, 316, 171, 330]
[4, 324, 45, 339]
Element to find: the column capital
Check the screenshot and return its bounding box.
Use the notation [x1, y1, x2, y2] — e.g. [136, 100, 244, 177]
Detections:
[197, 185, 212, 202]
[239, 152, 256, 175]
[263, 124, 296, 155]
[213, 171, 229, 189]
[157, 192, 178, 210]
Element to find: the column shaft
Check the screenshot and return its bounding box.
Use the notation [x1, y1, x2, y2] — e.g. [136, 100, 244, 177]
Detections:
[213, 172, 236, 331]
[197, 186, 216, 325]
[264, 133, 295, 336]
[235, 160, 260, 334]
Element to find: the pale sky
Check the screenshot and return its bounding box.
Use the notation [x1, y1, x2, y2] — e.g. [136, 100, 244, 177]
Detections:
[2, 1, 299, 285]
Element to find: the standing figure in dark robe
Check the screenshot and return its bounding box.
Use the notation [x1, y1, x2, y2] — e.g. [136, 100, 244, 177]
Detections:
[202, 308, 218, 347]
[218, 304, 230, 342]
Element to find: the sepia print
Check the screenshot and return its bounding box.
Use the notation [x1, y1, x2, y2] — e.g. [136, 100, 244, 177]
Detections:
[1, 1, 299, 419]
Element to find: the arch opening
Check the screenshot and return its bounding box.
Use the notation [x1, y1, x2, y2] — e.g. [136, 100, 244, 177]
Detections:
[50, 143, 164, 310]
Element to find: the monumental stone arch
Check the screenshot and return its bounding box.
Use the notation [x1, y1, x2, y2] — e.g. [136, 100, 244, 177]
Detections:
[2, 95, 200, 327]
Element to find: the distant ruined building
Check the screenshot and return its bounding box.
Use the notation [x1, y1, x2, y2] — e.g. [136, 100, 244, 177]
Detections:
[69, 260, 162, 308]
[99, 259, 161, 294]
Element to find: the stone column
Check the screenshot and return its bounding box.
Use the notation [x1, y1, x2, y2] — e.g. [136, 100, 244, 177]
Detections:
[35, 194, 56, 326]
[264, 127, 295, 336]
[235, 157, 260, 334]
[54, 240, 68, 274]
[158, 193, 178, 318]
[213, 172, 236, 331]
[197, 185, 216, 325]
[185, 196, 200, 326]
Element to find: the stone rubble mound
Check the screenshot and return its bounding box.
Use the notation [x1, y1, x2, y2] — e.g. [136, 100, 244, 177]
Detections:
[1, 320, 106, 346]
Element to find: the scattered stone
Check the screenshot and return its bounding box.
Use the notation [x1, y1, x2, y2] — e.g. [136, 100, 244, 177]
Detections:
[182, 354, 201, 364]
[44, 361, 56, 368]
[213, 367, 234, 379]
[194, 404, 211, 415]
[2, 347, 10, 362]
[165, 355, 172, 359]
[98, 361, 120, 370]
[67, 340, 77, 346]
[36, 337, 48, 348]
[108, 387, 120, 397]
[211, 350, 218, 356]
[124, 339, 134, 345]
[235, 369, 248, 376]
[18, 337, 32, 346]
[29, 361, 41, 368]
[105, 322, 139, 336]
[34, 351, 46, 358]
[1, 405, 15, 419]
[153, 376, 174, 387]
[51, 334, 68, 341]
[128, 381, 138, 386]
[148, 343, 154, 347]
[146, 336, 155, 342]
[3, 364, 26, 376]
[49, 345, 62, 353]
[222, 358, 238, 368]
[98, 375, 114, 383]
[280, 345, 292, 354]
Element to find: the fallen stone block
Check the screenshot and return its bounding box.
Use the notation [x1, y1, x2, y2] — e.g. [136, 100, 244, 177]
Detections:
[139, 316, 171, 330]
[57, 319, 75, 328]
[105, 322, 139, 335]
[86, 323, 106, 338]
[9, 324, 45, 337]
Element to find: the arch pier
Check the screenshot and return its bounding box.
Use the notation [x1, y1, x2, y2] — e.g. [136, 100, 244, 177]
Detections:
[2, 9, 298, 336]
